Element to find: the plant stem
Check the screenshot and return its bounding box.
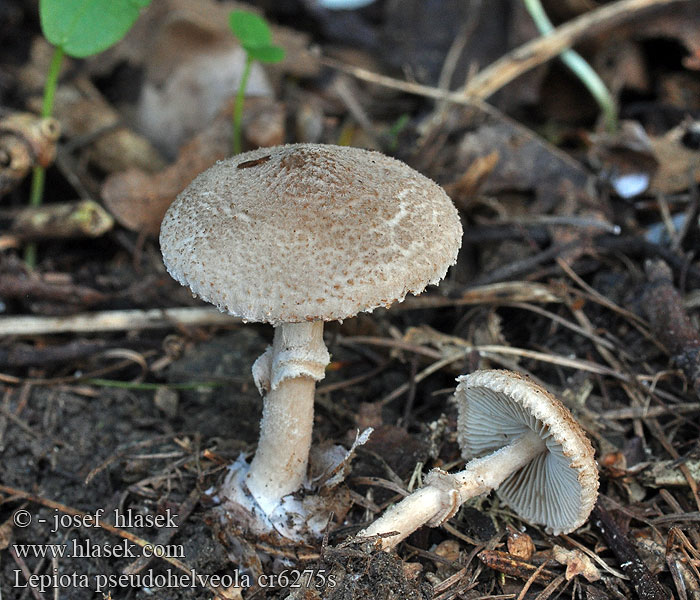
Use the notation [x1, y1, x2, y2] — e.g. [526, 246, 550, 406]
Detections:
[232, 54, 253, 155]
[83, 378, 223, 390]
[41, 46, 65, 119]
[25, 45, 65, 267]
[522, 0, 617, 133]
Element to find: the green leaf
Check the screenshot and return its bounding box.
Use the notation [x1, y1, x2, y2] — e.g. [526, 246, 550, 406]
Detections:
[246, 45, 285, 64]
[40, 0, 151, 58]
[229, 10, 273, 49]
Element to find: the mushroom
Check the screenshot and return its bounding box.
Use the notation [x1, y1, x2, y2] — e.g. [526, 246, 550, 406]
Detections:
[159, 143, 462, 535]
[359, 370, 599, 549]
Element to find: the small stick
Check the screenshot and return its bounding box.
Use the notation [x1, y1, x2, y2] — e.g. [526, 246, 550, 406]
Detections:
[602, 402, 699, 420]
[0, 275, 106, 306]
[592, 500, 668, 600]
[642, 259, 700, 398]
[122, 486, 200, 575]
[456, 228, 700, 285]
[0, 307, 236, 336]
[462, 0, 686, 101]
[9, 543, 45, 600]
[322, 0, 688, 104]
[0, 200, 113, 242]
[0, 340, 128, 368]
[477, 550, 557, 584]
[85, 432, 191, 484]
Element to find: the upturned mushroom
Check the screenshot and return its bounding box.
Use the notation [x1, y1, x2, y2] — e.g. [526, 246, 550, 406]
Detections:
[359, 370, 599, 549]
[159, 143, 462, 536]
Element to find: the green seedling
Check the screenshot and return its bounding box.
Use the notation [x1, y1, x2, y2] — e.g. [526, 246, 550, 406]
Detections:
[27, 0, 151, 266]
[385, 113, 410, 152]
[229, 10, 285, 155]
[522, 0, 617, 133]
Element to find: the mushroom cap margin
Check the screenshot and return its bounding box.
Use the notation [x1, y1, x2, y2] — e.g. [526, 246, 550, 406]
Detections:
[455, 369, 599, 535]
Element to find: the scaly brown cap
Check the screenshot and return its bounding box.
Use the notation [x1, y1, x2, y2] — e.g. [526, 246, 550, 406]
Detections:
[160, 143, 462, 325]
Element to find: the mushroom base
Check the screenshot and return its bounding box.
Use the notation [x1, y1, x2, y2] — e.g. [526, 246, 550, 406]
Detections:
[358, 430, 545, 549]
[219, 457, 325, 540]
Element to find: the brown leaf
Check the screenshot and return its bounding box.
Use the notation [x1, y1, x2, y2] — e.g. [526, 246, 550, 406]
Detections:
[507, 530, 535, 561]
[445, 151, 500, 209]
[649, 122, 700, 195]
[0, 517, 13, 550]
[552, 545, 601, 582]
[455, 110, 594, 210]
[102, 98, 285, 235]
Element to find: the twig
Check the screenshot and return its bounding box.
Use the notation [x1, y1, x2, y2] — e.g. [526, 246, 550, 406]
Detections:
[642, 259, 700, 398]
[0, 403, 67, 448]
[597, 236, 700, 285]
[592, 500, 669, 600]
[601, 402, 699, 420]
[506, 302, 621, 353]
[0, 274, 106, 306]
[122, 485, 200, 575]
[531, 574, 567, 600]
[478, 550, 557, 584]
[322, 0, 688, 105]
[85, 432, 192, 484]
[469, 242, 576, 287]
[9, 542, 45, 600]
[399, 281, 562, 310]
[342, 336, 624, 379]
[0, 307, 236, 336]
[560, 534, 628, 579]
[462, 0, 687, 101]
[0, 340, 138, 368]
[490, 215, 620, 233]
[0, 200, 113, 243]
[456, 228, 700, 285]
[645, 417, 700, 511]
[517, 560, 555, 600]
[332, 76, 382, 148]
[379, 350, 468, 406]
[522, 0, 617, 131]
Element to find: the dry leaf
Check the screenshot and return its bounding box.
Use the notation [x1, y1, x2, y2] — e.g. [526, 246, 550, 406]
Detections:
[434, 540, 461, 563]
[649, 122, 700, 195]
[84, 0, 315, 157]
[552, 545, 601, 582]
[445, 151, 500, 209]
[507, 530, 535, 560]
[456, 112, 594, 208]
[101, 97, 285, 235]
[0, 518, 12, 550]
[43, 78, 166, 174]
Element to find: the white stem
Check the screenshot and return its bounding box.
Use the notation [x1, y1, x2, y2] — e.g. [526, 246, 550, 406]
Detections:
[245, 321, 329, 514]
[358, 430, 546, 549]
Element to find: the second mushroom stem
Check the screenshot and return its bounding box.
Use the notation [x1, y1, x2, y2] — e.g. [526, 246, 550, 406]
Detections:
[246, 320, 330, 514]
[359, 429, 545, 549]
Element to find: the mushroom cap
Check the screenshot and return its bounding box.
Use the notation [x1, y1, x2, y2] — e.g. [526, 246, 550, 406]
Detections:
[456, 370, 598, 535]
[160, 144, 462, 325]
